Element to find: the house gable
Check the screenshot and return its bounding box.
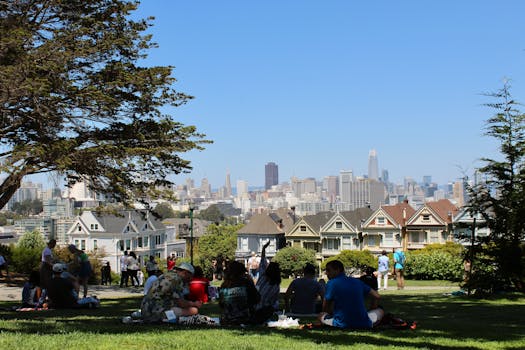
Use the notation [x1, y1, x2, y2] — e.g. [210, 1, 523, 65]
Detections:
[408, 206, 446, 226]
[321, 212, 357, 233]
[362, 208, 396, 229]
[287, 218, 319, 238]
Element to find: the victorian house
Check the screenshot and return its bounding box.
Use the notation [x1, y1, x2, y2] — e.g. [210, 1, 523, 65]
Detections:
[361, 201, 415, 253]
[67, 210, 167, 272]
[321, 207, 373, 256]
[405, 199, 459, 249]
[235, 208, 294, 264]
[286, 211, 333, 258]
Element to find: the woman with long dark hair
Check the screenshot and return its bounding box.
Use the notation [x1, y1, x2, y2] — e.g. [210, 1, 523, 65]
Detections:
[219, 260, 259, 325]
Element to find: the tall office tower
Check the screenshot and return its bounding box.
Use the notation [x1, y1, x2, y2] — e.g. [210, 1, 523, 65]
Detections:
[323, 176, 339, 202]
[368, 149, 379, 181]
[423, 175, 432, 186]
[200, 178, 211, 197]
[225, 171, 232, 197]
[381, 169, 389, 183]
[265, 162, 279, 190]
[453, 181, 466, 207]
[348, 178, 387, 210]
[185, 178, 194, 191]
[339, 170, 354, 204]
[236, 180, 249, 198]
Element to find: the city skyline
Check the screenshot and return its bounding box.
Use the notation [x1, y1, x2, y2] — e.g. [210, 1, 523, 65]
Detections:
[22, 2, 525, 191]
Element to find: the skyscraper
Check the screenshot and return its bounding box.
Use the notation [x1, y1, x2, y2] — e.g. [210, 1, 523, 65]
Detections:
[265, 162, 279, 190]
[368, 149, 379, 181]
[225, 170, 232, 197]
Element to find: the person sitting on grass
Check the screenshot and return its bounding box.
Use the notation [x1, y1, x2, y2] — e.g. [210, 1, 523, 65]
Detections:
[318, 260, 384, 329]
[143, 269, 163, 296]
[188, 266, 210, 303]
[219, 261, 260, 325]
[47, 263, 99, 309]
[140, 262, 202, 323]
[252, 241, 281, 324]
[284, 263, 324, 315]
[21, 271, 42, 308]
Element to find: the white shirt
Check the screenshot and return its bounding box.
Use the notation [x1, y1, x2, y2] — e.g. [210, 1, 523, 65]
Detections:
[144, 275, 158, 295]
[41, 247, 52, 263]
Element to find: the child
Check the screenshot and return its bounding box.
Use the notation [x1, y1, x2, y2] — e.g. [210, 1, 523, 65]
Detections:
[21, 271, 42, 308]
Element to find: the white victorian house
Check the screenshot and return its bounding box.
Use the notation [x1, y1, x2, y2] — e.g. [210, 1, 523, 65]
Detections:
[66, 210, 167, 272]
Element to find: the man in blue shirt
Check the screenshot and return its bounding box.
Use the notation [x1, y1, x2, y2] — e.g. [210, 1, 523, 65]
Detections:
[318, 260, 384, 329]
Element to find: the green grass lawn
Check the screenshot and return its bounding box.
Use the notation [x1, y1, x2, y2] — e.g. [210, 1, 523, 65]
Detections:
[1, 290, 524, 350]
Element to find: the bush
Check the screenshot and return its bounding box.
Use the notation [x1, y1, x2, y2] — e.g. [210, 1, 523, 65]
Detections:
[11, 231, 46, 274]
[273, 247, 316, 278]
[321, 250, 376, 274]
[405, 251, 463, 281]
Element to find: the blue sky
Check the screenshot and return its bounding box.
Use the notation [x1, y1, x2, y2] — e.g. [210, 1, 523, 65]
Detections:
[132, 1, 523, 189]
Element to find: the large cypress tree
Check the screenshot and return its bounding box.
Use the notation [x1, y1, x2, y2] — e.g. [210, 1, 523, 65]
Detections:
[0, 0, 210, 209]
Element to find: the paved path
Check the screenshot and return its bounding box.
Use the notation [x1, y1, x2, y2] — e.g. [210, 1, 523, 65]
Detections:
[0, 281, 460, 302]
[0, 282, 145, 302]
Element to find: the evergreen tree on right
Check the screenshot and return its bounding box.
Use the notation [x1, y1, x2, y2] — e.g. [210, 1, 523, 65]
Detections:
[466, 82, 525, 294]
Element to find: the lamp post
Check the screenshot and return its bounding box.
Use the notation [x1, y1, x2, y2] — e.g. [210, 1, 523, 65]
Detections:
[189, 204, 195, 265]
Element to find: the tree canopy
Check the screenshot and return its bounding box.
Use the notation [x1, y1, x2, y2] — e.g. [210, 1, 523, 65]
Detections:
[0, 0, 210, 209]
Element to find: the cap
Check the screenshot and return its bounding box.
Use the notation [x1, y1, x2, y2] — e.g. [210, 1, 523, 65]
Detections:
[175, 262, 195, 275]
[53, 263, 65, 273]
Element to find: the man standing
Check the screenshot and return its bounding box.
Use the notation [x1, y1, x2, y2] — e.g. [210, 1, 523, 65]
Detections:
[394, 248, 406, 290]
[318, 260, 384, 329]
[377, 250, 390, 290]
[40, 239, 56, 292]
[119, 250, 129, 288]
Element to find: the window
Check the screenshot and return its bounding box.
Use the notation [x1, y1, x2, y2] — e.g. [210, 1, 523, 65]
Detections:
[144, 236, 148, 247]
[335, 221, 343, 229]
[422, 214, 430, 222]
[383, 232, 394, 245]
[300, 226, 307, 232]
[155, 235, 161, 245]
[410, 232, 421, 243]
[138, 237, 143, 248]
[75, 239, 79, 247]
[322, 238, 340, 250]
[80, 240, 86, 250]
[93, 240, 98, 250]
[376, 217, 385, 225]
[77, 225, 81, 231]
[144, 224, 148, 230]
[125, 239, 131, 250]
[90, 223, 98, 230]
[342, 237, 352, 250]
[119, 240, 124, 251]
[430, 231, 439, 243]
[367, 235, 379, 247]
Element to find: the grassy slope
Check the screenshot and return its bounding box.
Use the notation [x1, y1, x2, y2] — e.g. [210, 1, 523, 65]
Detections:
[0, 290, 524, 350]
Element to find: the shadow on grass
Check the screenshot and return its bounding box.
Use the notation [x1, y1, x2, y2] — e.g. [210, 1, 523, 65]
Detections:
[1, 293, 524, 349]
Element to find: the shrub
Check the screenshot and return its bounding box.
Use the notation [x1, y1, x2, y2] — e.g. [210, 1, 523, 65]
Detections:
[405, 251, 463, 281]
[273, 247, 316, 278]
[321, 250, 376, 274]
[11, 231, 46, 274]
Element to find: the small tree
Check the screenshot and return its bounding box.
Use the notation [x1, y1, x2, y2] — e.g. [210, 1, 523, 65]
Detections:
[152, 202, 176, 220]
[273, 246, 316, 278]
[196, 224, 241, 277]
[11, 230, 46, 274]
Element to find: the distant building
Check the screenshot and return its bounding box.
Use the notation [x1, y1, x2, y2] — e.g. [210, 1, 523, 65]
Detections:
[265, 162, 279, 190]
[368, 149, 379, 181]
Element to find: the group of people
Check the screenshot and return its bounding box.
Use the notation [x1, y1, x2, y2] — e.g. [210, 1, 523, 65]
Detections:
[119, 251, 143, 287]
[136, 241, 393, 330]
[373, 248, 407, 291]
[20, 239, 97, 309]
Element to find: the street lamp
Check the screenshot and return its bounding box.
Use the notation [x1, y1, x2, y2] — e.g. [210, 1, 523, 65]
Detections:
[189, 204, 195, 265]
